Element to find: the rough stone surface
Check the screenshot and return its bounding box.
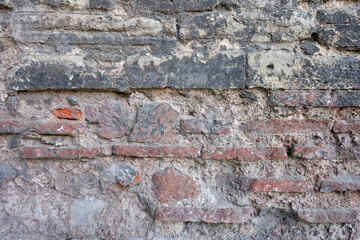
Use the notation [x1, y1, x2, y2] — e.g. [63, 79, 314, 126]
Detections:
[0, 0, 360, 239]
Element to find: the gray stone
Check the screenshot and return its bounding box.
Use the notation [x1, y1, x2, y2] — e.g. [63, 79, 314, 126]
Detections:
[317, 8, 360, 50]
[66, 95, 79, 105]
[100, 163, 140, 191]
[0, 163, 19, 185]
[301, 41, 319, 55]
[247, 49, 360, 90]
[8, 134, 22, 149]
[5, 96, 19, 116]
[71, 196, 107, 226]
[89, 0, 116, 10]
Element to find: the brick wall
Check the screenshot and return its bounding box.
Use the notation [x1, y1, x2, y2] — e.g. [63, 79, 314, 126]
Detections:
[0, 0, 359, 239]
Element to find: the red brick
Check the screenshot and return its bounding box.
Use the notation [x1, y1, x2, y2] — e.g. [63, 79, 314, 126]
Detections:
[241, 120, 331, 134]
[270, 91, 360, 107]
[0, 120, 84, 136]
[113, 145, 200, 158]
[248, 178, 312, 192]
[130, 103, 179, 143]
[153, 167, 198, 204]
[297, 208, 359, 223]
[202, 147, 287, 161]
[291, 146, 334, 159]
[333, 120, 360, 134]
[156, 206, 254, 223]
[19, 147, 111, 159]
[320, 176, 360, 192]
[54, 108, 82, 120]
[34, 122, 85, 136]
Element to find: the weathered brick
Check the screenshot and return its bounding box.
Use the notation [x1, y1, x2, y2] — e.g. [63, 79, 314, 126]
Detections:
[248, 178, 312, 193]
[202, 147, 287, 161]
[270, 91, 360, 107]
[297, 208, 359, 223]
[153, 167, 198, 204]
[156, 206, 254, 223]
[241, 120, 331, 134]
[320, 176, 360, 192]
[113, 145, 200, 158]
[0, 120, 84, 136]
[85, 106, 99, 123]
[19, 147, 111, 160]
[291, 146, 334, 159]
[54, 108, 82, 120]
[333, 120, 360, 134]
[130, 103, 179, 143]
[34, 122, 85, 136]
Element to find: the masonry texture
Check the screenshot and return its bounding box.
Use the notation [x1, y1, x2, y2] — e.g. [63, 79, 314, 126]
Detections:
[0, 0, 359, 239]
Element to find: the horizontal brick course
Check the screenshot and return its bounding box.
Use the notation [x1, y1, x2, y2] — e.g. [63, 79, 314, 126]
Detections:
[19, 147, 111, 159]
[156, 206, 254, 223]
[248, 178, 312, 193]
[0, 120, 85, 136]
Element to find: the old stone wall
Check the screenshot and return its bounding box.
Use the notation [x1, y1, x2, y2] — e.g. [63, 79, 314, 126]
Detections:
[0, 0, 359, 239]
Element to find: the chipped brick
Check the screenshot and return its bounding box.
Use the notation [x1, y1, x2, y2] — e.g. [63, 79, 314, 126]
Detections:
[54, 108, 82, 120]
